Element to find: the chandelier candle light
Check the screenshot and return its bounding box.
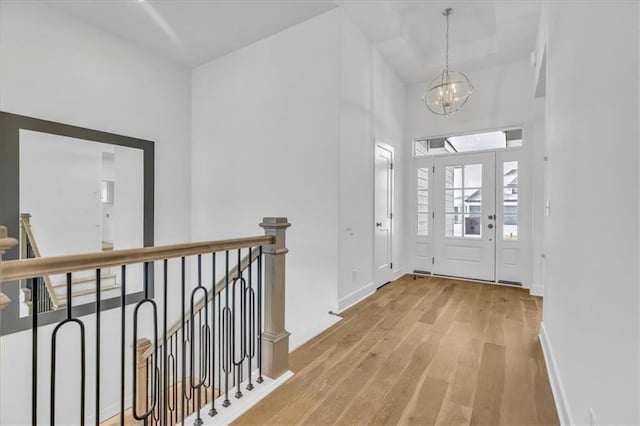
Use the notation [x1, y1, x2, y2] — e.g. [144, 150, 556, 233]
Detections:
[423, 8, 473, 116]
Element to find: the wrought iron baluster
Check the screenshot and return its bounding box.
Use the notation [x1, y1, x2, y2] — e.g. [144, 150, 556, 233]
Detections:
[180, 257, 186, 425]
[95, 268, 101, 426]
[246, 247, 255, 391]
[163, 259, 168, 426]
[233, 249, 248, 399]
[31, 276, 38, 426]
[257, 246, 263, 383]
[120, 265, 127, 426]
[190, 254, 209, 426]
[51, 272, 86, 425]
[222, 251, 231, 407]
[209, 252, 217, 417]
[132, 262, 158, 422]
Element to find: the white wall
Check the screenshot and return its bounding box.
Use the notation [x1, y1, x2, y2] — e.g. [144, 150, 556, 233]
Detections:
[405, 60, 535, 287]
[337, 17, 407, 311]
[0, 1, 191, 423]
[541, 2, 639, 424]
[191, 10, 342, 349]
[191, 10, 408, 344]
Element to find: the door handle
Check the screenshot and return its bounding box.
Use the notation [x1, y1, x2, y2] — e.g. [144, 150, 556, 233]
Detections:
[488, 223, 494, 229]
[488, 214, 494, 220]
[376, 222, 383, 227]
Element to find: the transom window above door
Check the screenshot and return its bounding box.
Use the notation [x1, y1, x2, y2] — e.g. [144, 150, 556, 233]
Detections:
[415, 129, 522, 156]
[445, 163, 482, 238]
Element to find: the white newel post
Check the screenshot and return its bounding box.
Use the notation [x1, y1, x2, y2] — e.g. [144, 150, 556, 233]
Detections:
[0, 225, 18, 310]
[259, 217, 291, 378]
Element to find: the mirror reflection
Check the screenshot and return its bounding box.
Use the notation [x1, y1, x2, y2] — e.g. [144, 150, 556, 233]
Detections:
[18, 129, 144, 316]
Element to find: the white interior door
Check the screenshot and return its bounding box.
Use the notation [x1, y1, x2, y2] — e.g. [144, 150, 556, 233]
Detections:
[374, 144, 393, 285]
[433, 152, 496, 281]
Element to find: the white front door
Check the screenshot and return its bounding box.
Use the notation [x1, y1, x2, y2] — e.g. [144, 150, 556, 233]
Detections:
[433, 152, 496, 281]
[374, 144, 394, 286]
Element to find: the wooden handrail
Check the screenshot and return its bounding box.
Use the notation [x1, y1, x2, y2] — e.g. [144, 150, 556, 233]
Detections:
[0, 235, 274, 283]
[141, 248, 260, 360]
[0, 226, 17, 253]
[20, 214, 60, 308]
[0, 225, 18, 310]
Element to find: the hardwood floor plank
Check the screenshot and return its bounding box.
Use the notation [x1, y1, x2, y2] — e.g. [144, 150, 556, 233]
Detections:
[233, 276, 559, 426]
[406, 377, 449, 425]
[470, 342, 506, 425]
[335, 323, 431, 426]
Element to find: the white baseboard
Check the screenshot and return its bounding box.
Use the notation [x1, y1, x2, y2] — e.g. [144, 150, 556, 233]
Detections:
[289, 313, 341, 352]
[337, 282, 376, 313]
[539, 322, 573, 426]
[530, 284, 544, 297]
[186, 370, 294, 425]
[391, 266, 408, 282]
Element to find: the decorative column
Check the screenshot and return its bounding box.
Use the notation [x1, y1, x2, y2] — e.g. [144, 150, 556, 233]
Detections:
[259, 217, 291, 378]
[0, 225, 18, 310]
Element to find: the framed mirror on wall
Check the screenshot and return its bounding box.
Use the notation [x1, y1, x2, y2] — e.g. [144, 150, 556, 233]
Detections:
[0, 111, 154, 335]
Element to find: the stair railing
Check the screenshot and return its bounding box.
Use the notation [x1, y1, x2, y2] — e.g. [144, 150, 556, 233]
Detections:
[0, 216, 291, 426]
[19, 213, 60, 310]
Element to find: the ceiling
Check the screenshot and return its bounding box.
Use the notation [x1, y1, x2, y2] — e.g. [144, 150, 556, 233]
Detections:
[46, 0, 338, 68]
[340, 1, 540, 83]
[45, 0, 540, 84]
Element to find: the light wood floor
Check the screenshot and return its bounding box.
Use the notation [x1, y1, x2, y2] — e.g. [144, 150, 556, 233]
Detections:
[234, 275, 559, 426]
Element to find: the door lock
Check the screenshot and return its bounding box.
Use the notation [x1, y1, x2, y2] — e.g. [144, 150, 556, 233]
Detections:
[488, 214, 494, 220]
[376, 222, 383, 227]
[488, 223, 494, 229]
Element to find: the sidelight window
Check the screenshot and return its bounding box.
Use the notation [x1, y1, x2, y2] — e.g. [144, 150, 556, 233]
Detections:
[416, 167, 429, 236]
[503, 161, 518, 240]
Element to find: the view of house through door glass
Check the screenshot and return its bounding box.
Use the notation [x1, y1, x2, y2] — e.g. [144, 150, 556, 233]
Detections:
[434, 152, 496, 281]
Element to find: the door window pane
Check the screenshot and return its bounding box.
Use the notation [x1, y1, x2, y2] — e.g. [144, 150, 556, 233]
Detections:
[445, 189, 462, 214]
[444, 163, 482, 239]
[504, 161, 518, 186]
[445, 166, 462, 189]
[445, 214, 463, 237]
[417, 213, 429, 236]
[464, 215, 482, 238]
[417, 191, 429, 212]
[463, 164, 482, 188]
[503, 161, 518, 240]
[464, 189, 481, 214]
[504, 215, 518, 240]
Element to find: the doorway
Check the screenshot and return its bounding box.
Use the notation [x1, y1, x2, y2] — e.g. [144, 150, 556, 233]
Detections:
[412, 128, 527, 286]
[374, 143, 394, 286]
[433, 152, 496, 281]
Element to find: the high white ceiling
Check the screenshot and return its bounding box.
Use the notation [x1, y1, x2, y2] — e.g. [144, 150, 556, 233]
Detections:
[340, 0, 540, 83]
[44, 0, 540, 83]
[46, 0, 338, 68]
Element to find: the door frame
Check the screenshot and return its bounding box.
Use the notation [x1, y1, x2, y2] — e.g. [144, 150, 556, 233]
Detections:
[373, 142, 395, 287]
[411, 126, 529, 287]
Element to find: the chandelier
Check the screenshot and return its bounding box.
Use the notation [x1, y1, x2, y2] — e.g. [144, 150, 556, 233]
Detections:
[423, 8, 473, 116]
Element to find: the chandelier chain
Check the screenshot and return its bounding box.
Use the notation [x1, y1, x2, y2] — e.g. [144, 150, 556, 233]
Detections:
[445, 9, 449, 73]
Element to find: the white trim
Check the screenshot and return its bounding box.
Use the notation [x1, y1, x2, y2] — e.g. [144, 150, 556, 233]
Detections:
[530, 284, 544, 297]
[337, 282, 376, 313]
[539, 322, 573, 426]
[289, 313, 341, 352]
[186, 370, 294, 425]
